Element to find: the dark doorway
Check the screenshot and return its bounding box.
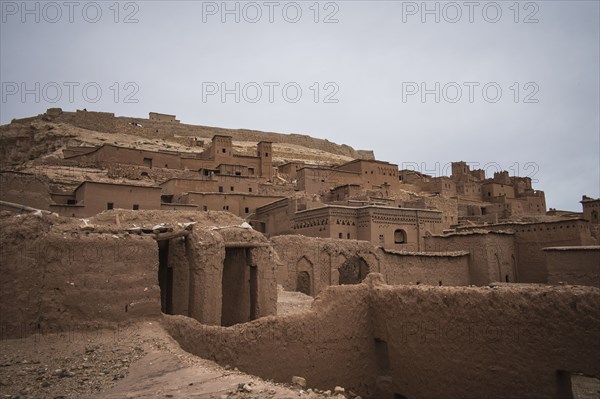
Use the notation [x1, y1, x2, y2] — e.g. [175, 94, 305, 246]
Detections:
[157, 240, 173, 314]
[374, 338, 390, 372]
[556, 370, 574, 399]
[297, 271, 311, 295]
[339, 256, 369, 285]
[221, 248, 258, 326]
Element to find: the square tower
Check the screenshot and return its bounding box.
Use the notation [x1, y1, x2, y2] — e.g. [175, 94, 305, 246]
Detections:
[257, 141, 272, 180]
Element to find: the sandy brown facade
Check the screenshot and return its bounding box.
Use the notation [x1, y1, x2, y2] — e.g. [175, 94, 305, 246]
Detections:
[457, 219, 596, 283]
[49, 181, 162, 217]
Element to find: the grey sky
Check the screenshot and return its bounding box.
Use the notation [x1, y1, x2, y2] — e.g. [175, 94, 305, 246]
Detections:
[1, 0, 598, 211]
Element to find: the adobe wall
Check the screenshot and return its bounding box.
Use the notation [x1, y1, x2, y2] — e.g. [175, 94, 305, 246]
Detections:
[425, 232, 516, 285]
[163, 275, 600, 399]
[71, 184, 162, 217]
[458, 219, 597, 283]
[181, 192, 284, 218]
[69, 110, 117, 133]
[297, 167, 362, 195]
[544, 246, 600, 288]
[163, 283, 378, 395]
[158, 222, 277, 327]
[0, 210, 278, 338]
[379, 249, 470, 286]
[0, 214, 161, 339]
[270, 235, 381, 295]
[370, 281, 600, 399]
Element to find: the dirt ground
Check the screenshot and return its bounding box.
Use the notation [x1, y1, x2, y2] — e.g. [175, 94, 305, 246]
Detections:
[276, 286, 314, 316]
[0, 288, 328, 399]
[0, 319, 346, 399]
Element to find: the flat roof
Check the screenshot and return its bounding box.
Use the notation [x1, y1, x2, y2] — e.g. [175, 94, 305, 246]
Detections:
[294, 204, 442, 216]
[150, 112, 176, 117]
[74, 180, 161, 192]
[184, 192, 285, 199]
[337, 158, 398, 168]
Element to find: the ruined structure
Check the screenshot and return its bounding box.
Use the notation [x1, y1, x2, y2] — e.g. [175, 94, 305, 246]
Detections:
[164, 275, 600, 399]
[0, 211, 277, 335]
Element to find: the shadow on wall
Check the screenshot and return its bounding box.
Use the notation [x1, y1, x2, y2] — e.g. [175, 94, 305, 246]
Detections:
[163, 274, 600, 399]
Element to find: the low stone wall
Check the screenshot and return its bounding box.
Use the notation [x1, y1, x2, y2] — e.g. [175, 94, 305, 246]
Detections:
[163, 275, 600, 399]
[544, 246, 600, 288]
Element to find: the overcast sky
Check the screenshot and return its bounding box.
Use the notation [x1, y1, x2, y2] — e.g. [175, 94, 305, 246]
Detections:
[1, 0, 598, 211]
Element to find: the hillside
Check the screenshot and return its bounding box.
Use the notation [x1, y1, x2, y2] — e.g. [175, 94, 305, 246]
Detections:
[0, 108, 374, 169]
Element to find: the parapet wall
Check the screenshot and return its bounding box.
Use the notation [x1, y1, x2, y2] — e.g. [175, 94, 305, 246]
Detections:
[163, 275, 600, 399]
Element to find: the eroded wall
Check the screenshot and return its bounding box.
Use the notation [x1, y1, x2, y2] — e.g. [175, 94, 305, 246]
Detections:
[0, 216, 161, 338]
[270, 235, 381, 295]
[163, 275, 600, 399]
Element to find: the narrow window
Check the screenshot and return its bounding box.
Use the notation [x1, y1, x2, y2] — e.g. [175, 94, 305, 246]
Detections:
[133, 204, 139, 210]
[107, 202, 114, 210]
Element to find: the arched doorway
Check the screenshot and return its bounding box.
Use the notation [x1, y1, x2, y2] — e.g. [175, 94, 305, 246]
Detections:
[296, 271, 311, 296]
[339, 256, 369, 285]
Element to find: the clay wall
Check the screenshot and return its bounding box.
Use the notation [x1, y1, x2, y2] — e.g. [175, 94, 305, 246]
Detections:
[424, 232, 516, 285]
[369, 282, 600, 399]
[161, 176, 260, 196]
[359, 207, 443, 251]
[336, 160, 401, 192]
[270, 235, 380, 295]
[0, 219, 160, 338]
[160, 178, 218, 196]
[0, 211, 278, 337]
[178, 192, 283, 217]
[65, 145, 183, 169]
[581, 197, 600, 224]
[455, 181, 482, 201]
[164, 276, 600, 399]
[379, 249, 470, 286]
[64, 182, 161, 217]
[164, 284, 377, 395]
[277, 161, 305, 181]
[482, 182, 515, 199]
[297, 167, 362, 195]
[69, 110, 117, 133]
[458, 219, 596, 283]
[544, 246, 600, 288]
[255, 198, 296, 236]
[149, 112, 179, 123]
[289, 205, 442, 251]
